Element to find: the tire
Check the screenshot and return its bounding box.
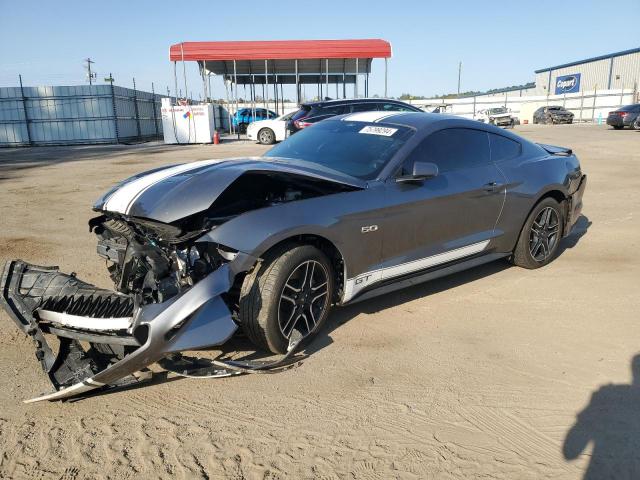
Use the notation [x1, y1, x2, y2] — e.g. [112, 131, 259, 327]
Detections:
[239, 244, 334, 354]
[613, 126, 624, 130]
[511, 197, 564, 269]
[257, 128, 275, 145]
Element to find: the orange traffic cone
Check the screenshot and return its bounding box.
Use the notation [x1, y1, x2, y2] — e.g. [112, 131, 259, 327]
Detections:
[213, 131, 220, 144]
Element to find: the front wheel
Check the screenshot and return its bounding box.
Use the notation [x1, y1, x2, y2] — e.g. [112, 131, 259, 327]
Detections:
[239, 244, 334, 354]
[511, 198, 564, 269]
[258, 128, 275, 145]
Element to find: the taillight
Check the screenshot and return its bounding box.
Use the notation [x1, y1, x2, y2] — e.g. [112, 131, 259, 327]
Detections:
[294, 119, 313, 129]
[611, 111, 628, 117]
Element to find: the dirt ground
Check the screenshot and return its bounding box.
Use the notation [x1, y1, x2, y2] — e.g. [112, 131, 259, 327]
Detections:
[0, 125, 638, 479]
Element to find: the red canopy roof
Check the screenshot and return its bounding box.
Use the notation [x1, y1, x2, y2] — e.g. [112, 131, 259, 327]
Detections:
[169, 39, 392, 62]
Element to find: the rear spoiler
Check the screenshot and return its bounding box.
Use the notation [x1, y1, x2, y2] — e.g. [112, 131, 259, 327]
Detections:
[538, 143, 573, 156]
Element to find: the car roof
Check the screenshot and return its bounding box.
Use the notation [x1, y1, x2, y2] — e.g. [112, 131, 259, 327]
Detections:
[301, 98, 415, 108]
[328, 111, 460, 128]
[324, 111, 531, 143]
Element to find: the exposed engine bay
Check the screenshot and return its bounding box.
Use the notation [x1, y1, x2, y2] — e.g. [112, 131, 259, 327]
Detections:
[92, 171, 352, 306]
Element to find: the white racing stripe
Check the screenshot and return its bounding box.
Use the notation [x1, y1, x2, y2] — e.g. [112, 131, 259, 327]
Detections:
[342, 240, 490, 302]
[342, 111, 405, 123]
[382, 240, 489, 280]
[103, 159, 224, 214]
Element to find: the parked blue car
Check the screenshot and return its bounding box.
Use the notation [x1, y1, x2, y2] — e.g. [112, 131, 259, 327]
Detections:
[232, 108, 278, 133]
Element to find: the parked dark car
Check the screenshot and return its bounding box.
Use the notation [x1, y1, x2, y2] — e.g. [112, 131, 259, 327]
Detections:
[606, 104, 640, 130]
[533, 106, 574, 124]
[287, 98, 422, 134]
[1, 112, 586, 402]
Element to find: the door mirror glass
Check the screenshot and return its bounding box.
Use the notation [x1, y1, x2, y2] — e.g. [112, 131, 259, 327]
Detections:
[397, 162, 439, 183]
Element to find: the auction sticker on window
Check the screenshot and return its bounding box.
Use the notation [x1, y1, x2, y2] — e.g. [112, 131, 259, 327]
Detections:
[359, 125, 398, 136]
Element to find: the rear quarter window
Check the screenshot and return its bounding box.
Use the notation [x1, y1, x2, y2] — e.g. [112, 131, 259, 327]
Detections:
[291, 106, 311, 121]
[321, 105, 346, 115]
[402, 128, 491, 174]
[489, 133, 522, 162]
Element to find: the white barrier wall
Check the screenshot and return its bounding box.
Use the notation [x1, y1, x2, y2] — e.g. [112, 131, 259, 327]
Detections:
[224, 88, 637, 127]
[406, 88, 638, 123]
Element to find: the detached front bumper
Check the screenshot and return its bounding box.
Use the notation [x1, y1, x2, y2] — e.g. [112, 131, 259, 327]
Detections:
[0, 258, 250, 402]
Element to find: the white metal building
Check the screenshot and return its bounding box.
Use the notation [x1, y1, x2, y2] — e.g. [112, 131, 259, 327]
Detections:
[533, 47, 640, 95]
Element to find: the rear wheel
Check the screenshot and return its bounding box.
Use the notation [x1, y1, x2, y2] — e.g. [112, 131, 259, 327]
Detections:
[239, 244, 334, 353]
[511, 198, 564, 269]
[258, 128, 275, 145]
[613, 125, 624, 130]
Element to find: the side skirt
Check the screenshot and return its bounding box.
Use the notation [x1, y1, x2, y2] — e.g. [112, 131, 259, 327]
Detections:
[344, 252, 509, 305]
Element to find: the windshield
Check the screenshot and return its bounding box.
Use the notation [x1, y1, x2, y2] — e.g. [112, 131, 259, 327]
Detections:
[264, 120, 413, 180]
[279, 111, 295, 121]
[548, 106, 565, 111]
[488, 107, 507, 114]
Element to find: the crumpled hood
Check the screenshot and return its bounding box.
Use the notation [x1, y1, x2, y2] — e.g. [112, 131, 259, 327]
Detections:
[94, 157, 365, 224]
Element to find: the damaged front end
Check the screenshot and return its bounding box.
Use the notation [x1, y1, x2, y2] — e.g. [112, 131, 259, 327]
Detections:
[0, 215, 255, 402]
[1, 159, 362, 402]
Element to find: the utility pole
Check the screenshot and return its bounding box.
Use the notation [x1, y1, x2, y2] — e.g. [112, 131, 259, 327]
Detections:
[85, 58, 95, 85]
[457, 61, 462, 97]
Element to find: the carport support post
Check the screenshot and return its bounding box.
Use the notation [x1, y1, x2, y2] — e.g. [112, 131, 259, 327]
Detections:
[201, 64, 208, 101]
[173, 61, 179, 103]
[343, 62, 346, 99]
[325, 59, 329, 99]
[355, 58, 359, 98]
[224, 77, 232, 134]
[366, 72, 369, 97]
[274, 73, 278, 115]
[265, 60, 269, 114]
[251, 74, 256, 121]
[295, 59, 300, 104]
[18, 74, 32, 146]
[384, 58, 388, 98]
[233, 60, 239, 139]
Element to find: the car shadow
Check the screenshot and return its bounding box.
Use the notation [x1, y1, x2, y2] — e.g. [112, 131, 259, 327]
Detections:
[308, 213, 591, 356]
[563, 354, 640, 479]
[558, 214, 591, 254]
[0, 142, 187, 182]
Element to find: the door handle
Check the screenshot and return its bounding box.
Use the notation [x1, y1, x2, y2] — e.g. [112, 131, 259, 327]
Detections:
[483, 181, 501, 193]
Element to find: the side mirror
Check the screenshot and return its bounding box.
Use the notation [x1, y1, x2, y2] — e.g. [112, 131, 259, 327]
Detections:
[397, 162, 439, 183]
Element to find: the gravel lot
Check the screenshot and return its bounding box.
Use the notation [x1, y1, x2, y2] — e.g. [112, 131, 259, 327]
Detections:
[0, 125, 638, 479]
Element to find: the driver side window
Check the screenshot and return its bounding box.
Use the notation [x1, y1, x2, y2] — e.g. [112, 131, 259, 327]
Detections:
[400, 128, 491, 176]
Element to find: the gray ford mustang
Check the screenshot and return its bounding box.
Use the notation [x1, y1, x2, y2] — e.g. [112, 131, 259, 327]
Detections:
[1, 111, 586, 402]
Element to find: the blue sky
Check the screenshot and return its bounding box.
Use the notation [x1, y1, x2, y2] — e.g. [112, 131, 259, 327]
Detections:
[1, 0, 638, 99]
